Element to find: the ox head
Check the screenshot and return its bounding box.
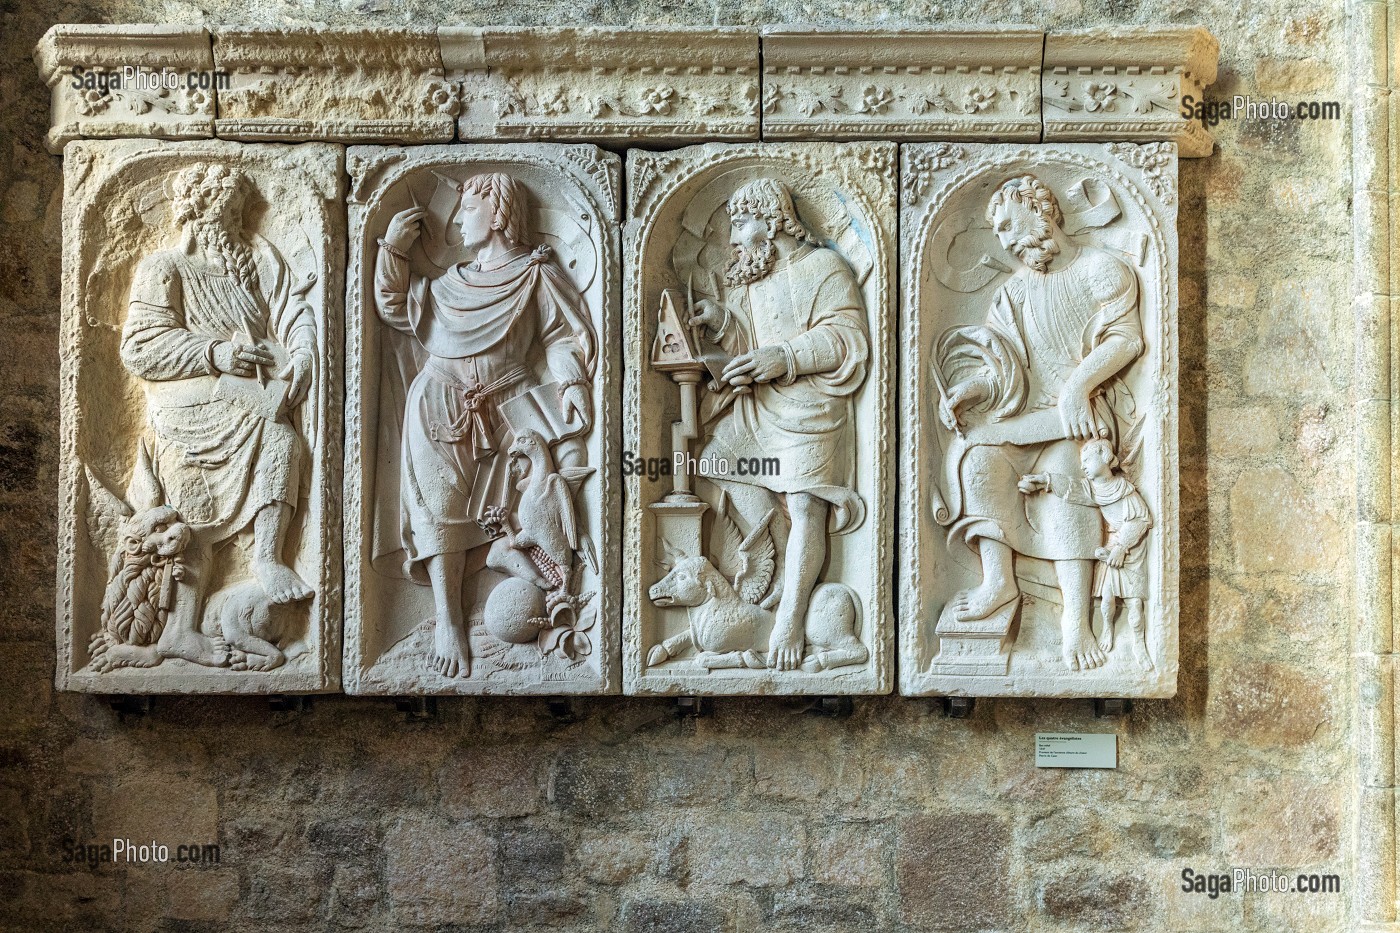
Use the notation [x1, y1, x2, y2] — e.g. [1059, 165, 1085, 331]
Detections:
[649, 539, 726, 608]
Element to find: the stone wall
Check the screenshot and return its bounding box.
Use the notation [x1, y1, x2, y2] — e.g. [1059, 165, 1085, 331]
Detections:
[0, 1, 1354, 932]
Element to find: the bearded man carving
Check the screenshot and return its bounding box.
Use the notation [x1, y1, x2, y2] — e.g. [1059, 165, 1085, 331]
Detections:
[688, 178, 870, 671]
[121, 163, 315, 665]
[937, 174, 1144, 671]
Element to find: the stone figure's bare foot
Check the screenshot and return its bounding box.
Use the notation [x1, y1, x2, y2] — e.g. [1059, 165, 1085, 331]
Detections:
[768, 621, 804, 671]
[1130, 631, 1154, 672]
[1097, 615, 1115, 654]
[429, 619, 471, 679]
[159, 628, 229, 668]
[252, 560, 314, 605]
[90, 640, 161, 672]
[952, 580, 1018, 622]
[230, 648, 286, 672]
[1061, 615, 1106, 671]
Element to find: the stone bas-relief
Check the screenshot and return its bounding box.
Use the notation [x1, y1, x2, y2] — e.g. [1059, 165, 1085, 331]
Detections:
[212, 29, 453, 143]
[441, 28, 759, 143]
[34, 25, 216, 154]
[625, 142, 895, 695]
[760, 28, 1043, 142]
[57, 139, 343, 693]
[345, 144, 619, 695]
[900, 142, 1178, 698]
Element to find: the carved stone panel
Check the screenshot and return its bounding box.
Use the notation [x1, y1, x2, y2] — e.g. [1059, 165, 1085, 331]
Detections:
[57, 140, 344, 693]
[35, 25, 216, 154]
[345, 144, 620, 695]
[760, 28, 1043, 142]
[624, 143, 895, 696]
[212, 29, 454, 143]
[899, 142, 1179, 698]
[1042, 28, 1220, 157]
[441, 28, 760, 143]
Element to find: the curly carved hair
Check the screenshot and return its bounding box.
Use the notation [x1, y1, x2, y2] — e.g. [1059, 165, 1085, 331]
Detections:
[171, 163, 250, 228]
[1081, 437, 1120, 470]
[985, 174, 1065, 229]
[170, 163, 257, 287]
[726, 178, 815, 243]
[461, 172, 532, 247]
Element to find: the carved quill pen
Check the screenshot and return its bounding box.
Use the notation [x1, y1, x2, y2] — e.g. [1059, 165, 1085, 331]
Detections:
[928, 347, 964, 440]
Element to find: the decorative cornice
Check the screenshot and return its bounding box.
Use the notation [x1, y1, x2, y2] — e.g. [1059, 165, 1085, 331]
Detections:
[441, 27, 759, 142]
[212, 28, 453, 143]
[1042, 27, 1221, 157]
[34, 25, 215, 153]
[34, 25, 1222, 156]
[761, 27, 1043, 141]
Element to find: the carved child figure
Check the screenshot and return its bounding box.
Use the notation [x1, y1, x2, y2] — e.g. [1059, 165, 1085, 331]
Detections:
[1018, 438, 1154, 672]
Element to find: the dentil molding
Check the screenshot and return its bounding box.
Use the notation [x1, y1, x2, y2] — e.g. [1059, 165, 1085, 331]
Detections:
[36, 25, 1220, 154]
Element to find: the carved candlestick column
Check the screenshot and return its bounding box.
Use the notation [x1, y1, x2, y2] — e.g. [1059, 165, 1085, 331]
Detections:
[649, 288, 709, 556]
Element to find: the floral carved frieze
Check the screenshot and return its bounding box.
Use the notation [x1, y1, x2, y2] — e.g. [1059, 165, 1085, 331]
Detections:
[761, 28, 1044, 141]
[1043, 28, 1220, 157]
[212, 29, 454, 143]
[35, 26, 217, 153]
[35, 26, 1221, 155]
[441, 28, 760, 143]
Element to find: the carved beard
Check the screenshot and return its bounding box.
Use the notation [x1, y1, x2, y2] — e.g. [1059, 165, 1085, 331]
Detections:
[724, 238, 777, 287]
[1009, 216, 1060, 273]
[190, 202, 257, 289]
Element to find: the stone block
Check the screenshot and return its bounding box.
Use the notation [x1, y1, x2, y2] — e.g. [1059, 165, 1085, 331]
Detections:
[1225, 776, 1341, 866]
[896, 812, 1011, 930]
[621, 898, 732, 933]
[384, 816, 497, 926]
[56, 139, 343, 693]
[212, 29, 453, 142]
[1038, 870, 1150, 929]
[1043, 28, 1221, 157]
[1229, 467, 1344, 575]
[344, 142, 620, 695]
[34, 25, 216, 154]
[899, 141, 1180, 698]
[760, 28, 1043, 141]
[686, 812, 805, 887]
[809, 821, 890, 889]
[1206, 661, 1331, 748]
[443, 28, 759, 143]
[165, 868, 238, 922]
[623, 141, 896, 696]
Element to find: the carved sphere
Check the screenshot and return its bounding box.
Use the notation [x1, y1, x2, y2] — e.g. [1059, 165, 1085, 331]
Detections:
[484, 578, 548, 645]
